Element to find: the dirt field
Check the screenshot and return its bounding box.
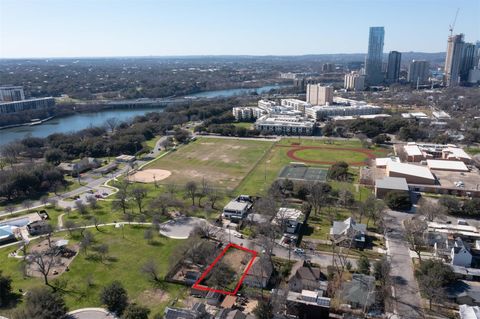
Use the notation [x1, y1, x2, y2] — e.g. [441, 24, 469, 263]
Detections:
[127, 169, 171, 183]
[145, 138, 273, 189]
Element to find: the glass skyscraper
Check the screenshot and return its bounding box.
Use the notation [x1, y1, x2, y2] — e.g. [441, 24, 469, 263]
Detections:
[365, 27, 385, 86]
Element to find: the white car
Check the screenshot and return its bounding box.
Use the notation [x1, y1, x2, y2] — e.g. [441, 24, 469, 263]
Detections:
[294, 248, 305, 255]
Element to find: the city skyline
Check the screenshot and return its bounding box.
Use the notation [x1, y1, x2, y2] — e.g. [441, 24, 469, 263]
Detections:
[0, 0, 479, 58]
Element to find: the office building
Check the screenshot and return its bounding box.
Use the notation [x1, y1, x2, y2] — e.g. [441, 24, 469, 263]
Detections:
[475, 41, 480, 68]
[280, 99, 310, 113]
[306, 84, 333, 105]
[468, 67, 480, 84]
[322, 63, 334, 72]
[407, 60, 430, 85]
[386, 51, 401, 83]
[460, 42, 476, 81]
[305, 104, 381, 121]
[365, 27, 385, 85]
[445, 34, 465, 87]
[232, 107, 265, 121]
[344, 72, 365, 91]
[254, 115, 315, 135]
[0, 97, 55, 114]
[0, 86, 25, 102]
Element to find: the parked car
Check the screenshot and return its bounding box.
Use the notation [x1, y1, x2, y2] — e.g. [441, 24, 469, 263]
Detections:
[294, 248, 304, 255]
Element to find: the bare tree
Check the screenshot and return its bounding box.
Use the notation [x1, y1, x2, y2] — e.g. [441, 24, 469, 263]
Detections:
[86, 195, 98, 210]
[417, 198, 446, 222]
[197, 178, 208, 207]
[113, 181, 129, 215]
[307, 182, 331, 216]
[23, 200, 34, 212]
[207, 188, 222, 209]
[165, 183, 177, 196]
[337, 189, 355, 207]
[93, 244, 109, 262]
[192, 222, 221, 239]
[104, 117, 119, 133]
[404, 218, 427, 261]
[1, 142, 25, 168]
[141, 259, 160, 282]
[28, 246, 61, 286]
[40, 196, 49, 207]
[80, 231, 95, 255]
[5, 205, 15, 216]
[130, 187, 147, 214]
[144, 229, 154, 244]
[184, 181, 197, 206]
[91, 216, 102, 232]
[64, 220, 77, 236]
[74, 200, 88, 215]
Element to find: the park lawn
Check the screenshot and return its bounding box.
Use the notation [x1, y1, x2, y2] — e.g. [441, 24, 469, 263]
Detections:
[0, 225, 187, 318]
[62, 200, 125, 226]
[144, 135, 162, 150]
[233, 122, 254, 130]
[466, 147, 480, 155]
[145, 137, 273, 189]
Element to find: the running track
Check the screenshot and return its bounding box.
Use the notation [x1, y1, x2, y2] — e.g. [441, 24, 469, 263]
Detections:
[276, 144, 379, 165]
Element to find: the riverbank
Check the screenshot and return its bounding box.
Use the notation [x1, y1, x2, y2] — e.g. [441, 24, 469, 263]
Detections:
[0, 116, 56, 131]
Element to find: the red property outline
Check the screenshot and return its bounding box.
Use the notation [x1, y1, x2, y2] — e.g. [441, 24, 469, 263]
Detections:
[192, 243, 258, 295]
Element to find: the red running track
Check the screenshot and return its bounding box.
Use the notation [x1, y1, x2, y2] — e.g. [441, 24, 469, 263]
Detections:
[277, 144, 378, 165]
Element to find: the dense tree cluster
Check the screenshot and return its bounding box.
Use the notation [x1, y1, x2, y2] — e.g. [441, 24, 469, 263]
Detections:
[383, 191, 412, 210]
[0, 164, 66, 201]
[439, 197, 480, 216]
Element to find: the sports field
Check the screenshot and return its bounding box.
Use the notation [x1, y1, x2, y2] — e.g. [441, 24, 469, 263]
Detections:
[235, 138, 388, 195]
[145, 137, 273, 189]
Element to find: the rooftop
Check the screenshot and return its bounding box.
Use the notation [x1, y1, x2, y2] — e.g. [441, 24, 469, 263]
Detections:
[459, 305, 480, 319]
[427, 159, 469, 171]
[404, 144, 423, 156]
[375, 176, 409, 191]
[387, 161, 435, 181]
[224, 200, 250, 212]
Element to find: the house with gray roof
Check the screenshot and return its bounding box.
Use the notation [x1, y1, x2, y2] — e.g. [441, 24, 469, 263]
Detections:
[330, 217, 367, 248]
[164, 303, 212, 319]
[289, 266, 328, 293]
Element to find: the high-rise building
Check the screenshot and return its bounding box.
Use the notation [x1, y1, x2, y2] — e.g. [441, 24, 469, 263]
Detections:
[386, 51, 402, 83]
[306, 84, 333, 105]
[460, 42, 475, 81]
[445, 34, 465, 87]
[365, 27, 385, 86]
[475, 41, 480, 68]
[0, 86, 25, 102]
[344, 72, 365, 91]
[407, 60, 430, 85]
[322, 63, 334, 73]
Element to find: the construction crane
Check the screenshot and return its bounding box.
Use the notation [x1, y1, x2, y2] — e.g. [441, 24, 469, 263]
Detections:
[449, 8, 460, 36]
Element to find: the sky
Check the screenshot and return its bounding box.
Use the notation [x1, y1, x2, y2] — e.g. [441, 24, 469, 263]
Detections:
[0, 0, 479, 58]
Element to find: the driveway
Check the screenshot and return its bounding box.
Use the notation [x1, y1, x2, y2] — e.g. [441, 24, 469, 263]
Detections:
[68, 308, 117, 319]
[385, 210, 423, 319]
[160, 216, 206, 239]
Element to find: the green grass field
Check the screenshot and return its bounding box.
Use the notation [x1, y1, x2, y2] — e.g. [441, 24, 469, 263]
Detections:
[235, 138, 384, 197]
[145, 138, 273, 189]
[233, 122, 254, 130]
[293, 148, 368, 163]
[0, 225, 186, 318]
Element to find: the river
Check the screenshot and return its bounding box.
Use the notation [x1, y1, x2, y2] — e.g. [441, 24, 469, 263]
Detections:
[0, 84, 289, 145]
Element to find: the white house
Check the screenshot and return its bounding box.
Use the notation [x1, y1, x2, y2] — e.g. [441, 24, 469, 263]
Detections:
[272, 207, 304, 234]
[451, 238, 473, 267]
[222, 196, 253, 220]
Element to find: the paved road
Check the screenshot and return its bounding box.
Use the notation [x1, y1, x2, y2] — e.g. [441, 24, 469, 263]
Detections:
[385, 210, 423, 319]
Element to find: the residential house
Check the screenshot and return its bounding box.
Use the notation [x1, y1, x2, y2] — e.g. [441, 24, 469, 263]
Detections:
[215, 309, 255, 319]
[184, 270, 201, 286]
[57, 157, 101, 175]
[206, 290, 222, 306]
[26, 220, 51, 236]
[330, 217, 367, 248]
[243, 256, 273, 288]
[222, 196, 253, 220]
[340, 274, 376, 309]
[451, 238, 473, 267]
[286, 289, 331, 319]
[273, 208, 304, 234]
[164, 303, 212, 319]
[289, 266, 328, 293]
